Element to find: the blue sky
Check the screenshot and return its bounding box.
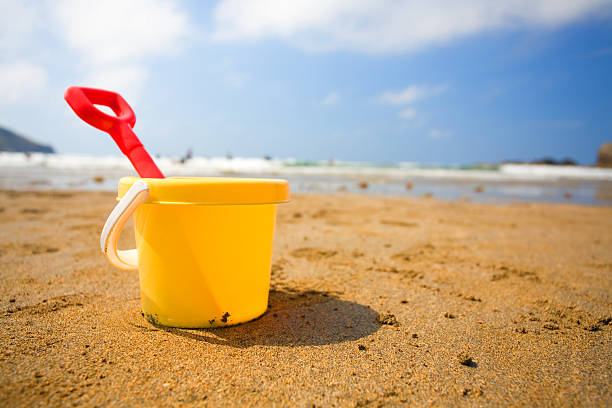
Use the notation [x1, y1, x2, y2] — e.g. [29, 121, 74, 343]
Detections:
[0, 0, 611, 164]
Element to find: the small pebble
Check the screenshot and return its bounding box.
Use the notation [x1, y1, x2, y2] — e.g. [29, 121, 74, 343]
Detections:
[457, 352, 475, 367]
[377, 313, 399, 326]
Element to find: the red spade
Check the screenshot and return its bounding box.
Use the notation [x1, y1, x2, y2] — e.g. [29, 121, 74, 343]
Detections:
[64, 86, 164, 178]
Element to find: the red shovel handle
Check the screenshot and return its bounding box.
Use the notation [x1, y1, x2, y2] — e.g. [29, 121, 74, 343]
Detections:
[64, 86, 135, 132]
[64, 87, 164, 178]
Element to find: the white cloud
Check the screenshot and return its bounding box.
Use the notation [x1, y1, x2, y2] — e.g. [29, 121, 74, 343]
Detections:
[322, 92, 340, 106]
[213, 0, 611, 53]
[44, 0, 190, 102]
[0, 0, 41, 52]
[398, 108, 416, 120]
[428, 129, 452, 139]
[376, 84, 446, 105]
[52, 0, 190, 65]
[82, 66, 149, 104]
[0, 61, 47, 104]
[0, 0, 191, 104]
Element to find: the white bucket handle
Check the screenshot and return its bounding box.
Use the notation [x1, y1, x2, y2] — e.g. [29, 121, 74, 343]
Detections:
[100, 180, 149, 271]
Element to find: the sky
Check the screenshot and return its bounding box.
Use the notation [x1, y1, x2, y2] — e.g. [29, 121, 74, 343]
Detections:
[0, 0, 611, 165]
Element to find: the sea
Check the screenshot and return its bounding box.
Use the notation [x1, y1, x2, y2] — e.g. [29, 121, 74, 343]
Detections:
[1, 152, 612, 206]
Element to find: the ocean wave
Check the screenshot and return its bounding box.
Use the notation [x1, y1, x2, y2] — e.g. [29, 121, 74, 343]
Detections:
[1, 152, 612, 181]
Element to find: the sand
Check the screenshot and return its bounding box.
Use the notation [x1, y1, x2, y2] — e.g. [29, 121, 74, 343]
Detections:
[0, 189, 611, 407]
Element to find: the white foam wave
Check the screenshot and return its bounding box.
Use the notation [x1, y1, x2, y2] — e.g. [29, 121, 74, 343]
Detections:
[1, 152, 612, 181]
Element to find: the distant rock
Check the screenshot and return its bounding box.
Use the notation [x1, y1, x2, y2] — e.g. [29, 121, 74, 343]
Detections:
[0, 126, 54, 153]
[503, 157, 577, 166]
[529, 157, 576, 166]
[597, 143, 612, 168]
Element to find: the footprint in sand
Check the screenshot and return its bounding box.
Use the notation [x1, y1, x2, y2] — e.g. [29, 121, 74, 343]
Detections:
[23, 244, 59, 255]
[68, 223, 99, 232]
[291, 247, 338, 261]
[4, 294, 89, 316]
[380, 220, 419, 227]
[0, 243, 59, 256]
[392, 251, 413, 262]
[21, 208, 47, 215]
[491, 265, 540, 282]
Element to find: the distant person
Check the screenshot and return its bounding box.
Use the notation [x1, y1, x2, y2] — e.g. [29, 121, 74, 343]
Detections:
[180, 148, 193, 164]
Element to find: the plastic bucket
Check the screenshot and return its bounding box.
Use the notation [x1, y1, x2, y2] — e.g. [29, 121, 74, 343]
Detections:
[100, 176, 290, 328]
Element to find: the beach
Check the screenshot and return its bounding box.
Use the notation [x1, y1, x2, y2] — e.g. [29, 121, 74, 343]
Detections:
[0, 189, 611, 406]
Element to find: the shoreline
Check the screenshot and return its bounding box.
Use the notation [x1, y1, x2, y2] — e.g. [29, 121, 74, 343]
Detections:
[2, 175, 612, 206]
[2, 152, 612, 207]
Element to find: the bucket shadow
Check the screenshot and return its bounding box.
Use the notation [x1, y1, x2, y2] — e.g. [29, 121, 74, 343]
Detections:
[157, 287, 381, 348]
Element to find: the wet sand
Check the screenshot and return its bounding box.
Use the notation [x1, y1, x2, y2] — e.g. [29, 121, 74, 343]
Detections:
[0, 189, 611, 406]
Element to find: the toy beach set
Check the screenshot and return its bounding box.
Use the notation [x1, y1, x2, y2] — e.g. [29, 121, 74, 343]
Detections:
[64, 87, 290, 328]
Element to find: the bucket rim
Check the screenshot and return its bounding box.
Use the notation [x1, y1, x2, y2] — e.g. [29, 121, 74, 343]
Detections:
[117, 176, 290, 205]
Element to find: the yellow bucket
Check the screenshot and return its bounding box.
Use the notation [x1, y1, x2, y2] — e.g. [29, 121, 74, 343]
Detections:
[100, 176, 290, 328]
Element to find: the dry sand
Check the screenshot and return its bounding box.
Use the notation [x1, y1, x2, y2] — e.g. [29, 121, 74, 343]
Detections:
[0, 189, 611, 407]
